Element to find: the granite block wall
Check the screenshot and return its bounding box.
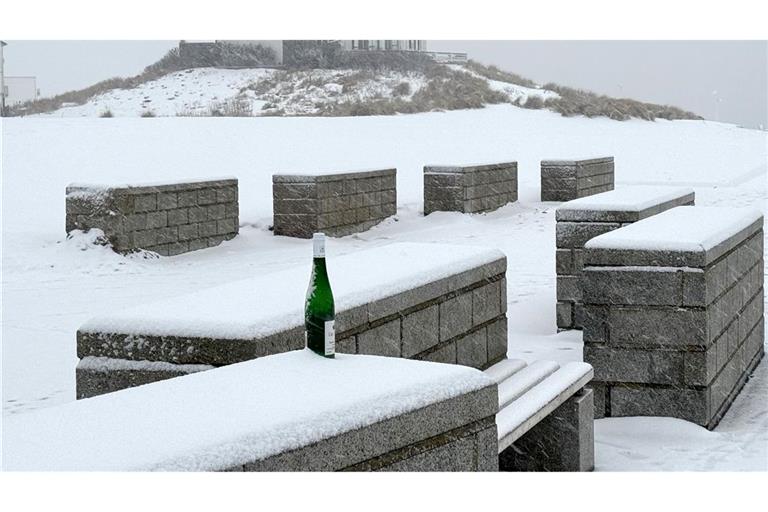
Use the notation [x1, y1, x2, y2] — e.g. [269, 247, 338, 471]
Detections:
[555, 188, 695, 329]
[273, 169, 396, 238]
[76, 254, 509, 398]
[541, 157, 614, 202]
[423, 162, 518, 215]
[237, 385, 499, 472]
[499, 388, 594, 472]
[66, 178, 239, 256]
[582, 208, 764, 429]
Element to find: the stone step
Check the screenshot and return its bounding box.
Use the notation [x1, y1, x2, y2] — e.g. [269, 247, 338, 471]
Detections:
[483, 358, 526, 384]
[496, 362, 594, 452]
[497, 360, 561, 410]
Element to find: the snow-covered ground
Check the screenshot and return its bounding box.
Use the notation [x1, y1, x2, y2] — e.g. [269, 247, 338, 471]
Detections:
[2, 103, 766, 470]
[33, 65, 557, 118]
[39, 68, 276, 118]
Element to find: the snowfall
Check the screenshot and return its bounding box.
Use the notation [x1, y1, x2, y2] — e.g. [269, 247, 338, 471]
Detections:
[2, 99, 767, 470]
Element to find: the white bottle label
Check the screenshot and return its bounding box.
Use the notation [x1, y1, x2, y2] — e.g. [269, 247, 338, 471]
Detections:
[324, 320, 335, 356]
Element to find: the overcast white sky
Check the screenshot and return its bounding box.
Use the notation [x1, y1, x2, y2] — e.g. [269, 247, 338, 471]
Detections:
[4, 40, 767, 128]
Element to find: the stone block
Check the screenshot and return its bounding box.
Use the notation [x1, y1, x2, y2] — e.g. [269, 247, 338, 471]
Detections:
[146, 210, 168, 229]
[579, 208, 762, 429]
[207, 204, 226, 221]
[541, 157, 614, 202]
[401, 305, 440, 358]
[178, 223, 199, 241]
[336, 336, 356, 354]
[167, 209, 188, 226]
[472, 281, 502, 326]
[134, 193, 157, 212]
[65, 179, 239, 256]
[584, 344, 684, 385]
[440, 292, 473, 341]
[424, 162, 517, 214]
[486, 316, 508, 363]
[157, 192, 178, 210]
[610, 384, 709, 426]
[177, 190, 198, 207]
[456, 329, 488, 369]
[556, 249, 573, 274]
[124, 214, 147, 231]
[357, 319, 401, 357]
[499, 388, 594, 472]
[198, 188, 218, 205]
[420, 342, 457, 364]
[556, 302, 573, 329]
[556, 222, 620, 249]
[582, 267, 686, 306]
[273, 169, 396, 238]
[217, 218, 237, 235]
[556, 276, 582, 302]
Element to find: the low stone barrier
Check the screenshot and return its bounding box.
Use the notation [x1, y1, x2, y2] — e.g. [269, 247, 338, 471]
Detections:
[66, 178, 239, 256]
[76, 242, 508, 398]
[541, 157, 614, 201]
[273, 169, 396, 238]
[582, 206, 764, 429]
[555, 186, 695, 329]
[4, 351, 499, 471]
[423, 162, 518, 215]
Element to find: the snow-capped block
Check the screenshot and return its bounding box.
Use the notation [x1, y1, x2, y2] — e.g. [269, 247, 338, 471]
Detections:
[3, 351, 498, 471]
[65, 178, 239, 257]
[272, 168, 396, 238]
[541, 156, 614, 202]
[554, 186, 695, 330]
[582, 206, 764, 429]
[584, 206, 763, 267]
[556, 185, 695, 222]
[76, 242, 508, 397]
[423, 162, 518, 215]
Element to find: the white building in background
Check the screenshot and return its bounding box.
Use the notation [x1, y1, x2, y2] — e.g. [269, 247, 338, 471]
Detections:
[338, 40, 467, 63]
[341, 40, 428, 52]
[178, 40, 467, 66]
[4, 76, 38, 105]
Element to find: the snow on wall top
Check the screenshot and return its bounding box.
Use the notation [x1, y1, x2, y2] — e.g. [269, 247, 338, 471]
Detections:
[67, 176, 238, 193]
[2, 350, 493, 471]
[79, 242, 505, 339]
[557, 186, 694, 213]
[585, 206, 763, 253]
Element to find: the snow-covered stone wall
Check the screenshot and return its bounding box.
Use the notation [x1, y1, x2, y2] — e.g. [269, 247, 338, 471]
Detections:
[555, 186, 695, 330]
[272, 169, 396, 238]
[65, 178, 239, 256]
[423, 162, 518, 215]
[76, 243, 508, 398]
[5, 351, 499, 471]
[581, 206, 764, 429]
[541, 157, 615, 202]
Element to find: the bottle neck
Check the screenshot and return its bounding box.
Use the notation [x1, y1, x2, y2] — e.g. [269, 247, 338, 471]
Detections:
[312, 257, 328, 279]
[313, 237, 326, 258]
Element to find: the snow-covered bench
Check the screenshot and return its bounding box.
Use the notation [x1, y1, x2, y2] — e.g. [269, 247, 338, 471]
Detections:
[555, 186, 695, 329]
[272, 168, 396, 238]
[77, 242, 509, 398]
[423, 162, 518, 215]
[582, 206, 764, 429]
[484, 358, 594, 471]
[4, 351, 499, 471]
[541, 156, 614, 202]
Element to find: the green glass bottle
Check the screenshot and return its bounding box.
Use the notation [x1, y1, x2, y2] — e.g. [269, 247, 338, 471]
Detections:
[305, 232, 335, 358]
